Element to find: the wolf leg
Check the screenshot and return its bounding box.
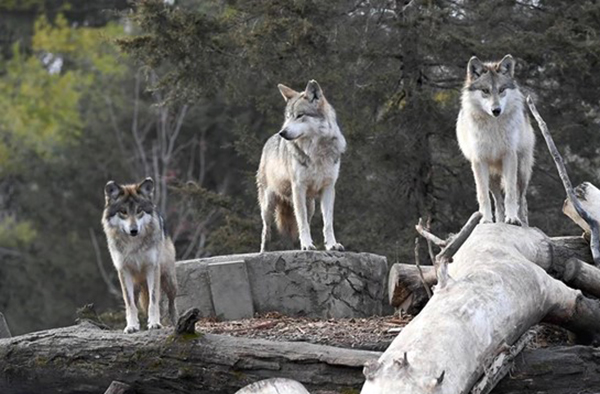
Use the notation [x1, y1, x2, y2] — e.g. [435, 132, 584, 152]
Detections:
[260, 189, 276, 253]
[307, 197, 315, 225]
[321, 185, 344, 251]
[162, 269, 178, 326]
[118, 270, 140, 334]
[472, 161, 493, 223]
[291, 184, 315, 250]
[502, 152, 522, 226]
[146, 264, 162, 330]
[518, 152, 533, 227]
[490, 175, 505, 223]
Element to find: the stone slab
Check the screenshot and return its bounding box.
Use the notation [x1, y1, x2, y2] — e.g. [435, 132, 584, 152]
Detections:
[175, 259, 215, 318]
[175, 251, 390, 320]
[208, 259, 254, 320]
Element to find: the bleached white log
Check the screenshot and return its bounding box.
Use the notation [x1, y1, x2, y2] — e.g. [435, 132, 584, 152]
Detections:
[361, 224, 600, 393]
[235, 378, 310, 394]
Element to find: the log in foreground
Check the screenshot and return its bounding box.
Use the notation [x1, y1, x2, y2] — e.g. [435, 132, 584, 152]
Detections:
[1, 317, 599, 393]
[362, 224, 600, 393]
[0, 322, 379, 394]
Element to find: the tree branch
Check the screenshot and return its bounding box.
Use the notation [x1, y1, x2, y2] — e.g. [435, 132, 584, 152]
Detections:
[527, 96, 600, 266]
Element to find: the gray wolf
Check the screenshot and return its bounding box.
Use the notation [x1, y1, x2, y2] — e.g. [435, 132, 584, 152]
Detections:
[456, 54, 535, 226]
[102, 177, 178, 333]
[257, 80, 346, 252]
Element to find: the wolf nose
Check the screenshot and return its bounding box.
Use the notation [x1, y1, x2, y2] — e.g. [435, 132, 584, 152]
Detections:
[492, 108, 501, 117]
[279, 130, 290, 140]
[130, 228, 139, 236]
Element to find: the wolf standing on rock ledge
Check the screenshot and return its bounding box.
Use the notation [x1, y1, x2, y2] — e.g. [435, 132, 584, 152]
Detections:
[257, 80, 346, 252]
[102, 177, 178, 333]
[457, 54, 535, 226]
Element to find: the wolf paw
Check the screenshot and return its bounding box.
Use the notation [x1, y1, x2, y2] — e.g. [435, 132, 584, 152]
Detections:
[123, 325, 140, 334]
[479, 217, 493, 224]
[148, 322, 163, 330]
[505, 217, 522, 226]
[326, 243, 345, 251]
[301, 243, 316, 251]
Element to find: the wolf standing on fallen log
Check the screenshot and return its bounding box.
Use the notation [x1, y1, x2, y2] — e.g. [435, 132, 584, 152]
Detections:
[257, 80, 346, 252]
[102, 177, 178, 333]
[456, 54, 535, 226]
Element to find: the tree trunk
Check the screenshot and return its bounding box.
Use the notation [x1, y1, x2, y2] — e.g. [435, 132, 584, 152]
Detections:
[0, 322, 379, 394]
[362, 224, 600, 393]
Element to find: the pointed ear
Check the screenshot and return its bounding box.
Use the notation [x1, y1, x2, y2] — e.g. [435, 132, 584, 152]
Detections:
[277, 84, 299, 102]
[137, 177, 154, 198]
[498, 54, 515, 76]
[104, 181, 122, 201]
[304, 80, 323, 102]
[467, 56, 484, 79]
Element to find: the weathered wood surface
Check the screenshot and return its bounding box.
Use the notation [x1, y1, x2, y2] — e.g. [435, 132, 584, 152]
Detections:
[389, 235, 598, 313]
[0, 320, 598, 393]
[362, 224, 600, 393]
[0, 322, 379, 394]
[493, 345, 600, 394]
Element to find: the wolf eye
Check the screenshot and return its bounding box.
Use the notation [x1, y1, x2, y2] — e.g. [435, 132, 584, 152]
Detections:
[481, 89, 490, 95]
[118, 209, 127, 216]
[499, 86, 506, 93]
[136, 207, 144, 215]
[295, 113, 304, 119]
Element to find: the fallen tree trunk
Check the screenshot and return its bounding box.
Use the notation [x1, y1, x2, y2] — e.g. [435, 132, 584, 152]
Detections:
[493, 345, 600, 394]
[389, 235, 598, 313]
[362, 224, 600, 393]
[0, 322, 379, 394]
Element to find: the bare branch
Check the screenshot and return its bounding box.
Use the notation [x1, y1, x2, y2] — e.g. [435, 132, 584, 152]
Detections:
[433, 212, 481, 290]
[425, 217, 436, 264]
[470, 327, 540, 394]
[526, 96, 600, 266]
[414, 238, 432, 299]
[88, 228, 120, 299]
[437, 211, 482, 264]
[415, 217, 447, 247]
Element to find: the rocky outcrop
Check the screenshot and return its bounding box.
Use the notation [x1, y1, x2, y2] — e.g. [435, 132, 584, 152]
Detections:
[176, 251, 391, 320]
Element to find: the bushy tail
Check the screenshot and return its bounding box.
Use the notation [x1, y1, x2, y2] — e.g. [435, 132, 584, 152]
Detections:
[275, 200, 298, 239]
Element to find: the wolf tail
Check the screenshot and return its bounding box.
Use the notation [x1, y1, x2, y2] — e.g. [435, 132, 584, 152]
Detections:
[275, 200, 298, 238]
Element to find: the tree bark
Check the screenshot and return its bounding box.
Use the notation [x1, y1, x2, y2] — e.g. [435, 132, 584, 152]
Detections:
[362, 224, 600, 393]
[0, 322, 379, 394]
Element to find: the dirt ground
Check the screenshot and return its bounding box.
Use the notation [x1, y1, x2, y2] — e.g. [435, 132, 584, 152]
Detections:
[195, 312, 570, 352]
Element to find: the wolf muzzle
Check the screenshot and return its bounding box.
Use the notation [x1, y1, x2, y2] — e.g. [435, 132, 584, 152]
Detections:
[278, 129, 294, 140]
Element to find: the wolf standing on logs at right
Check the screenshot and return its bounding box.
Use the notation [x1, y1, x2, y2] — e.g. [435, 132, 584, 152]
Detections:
[257, 80, 346, 252]
[457, 54, 535, 226]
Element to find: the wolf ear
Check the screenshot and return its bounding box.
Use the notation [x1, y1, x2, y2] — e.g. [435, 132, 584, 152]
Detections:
[277, 84, 299, 102]
[304, 80, 323, 102]
[467, 56, 484, 79]
[138, 177, 154, 197]
[498, 54, 515, 76]
[105, 181, 123, 201]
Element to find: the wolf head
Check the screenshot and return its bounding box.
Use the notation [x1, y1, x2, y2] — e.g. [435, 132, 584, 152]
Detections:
[103, 177, 156, 237]
[277, 80, 338, 141]
[464, 54, 520, 118]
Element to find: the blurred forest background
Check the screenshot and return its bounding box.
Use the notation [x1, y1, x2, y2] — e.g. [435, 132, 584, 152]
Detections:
[0, 0, 599, 334]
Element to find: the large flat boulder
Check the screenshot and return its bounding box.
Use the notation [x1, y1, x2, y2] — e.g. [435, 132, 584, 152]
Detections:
[176, 251, 389, 320]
